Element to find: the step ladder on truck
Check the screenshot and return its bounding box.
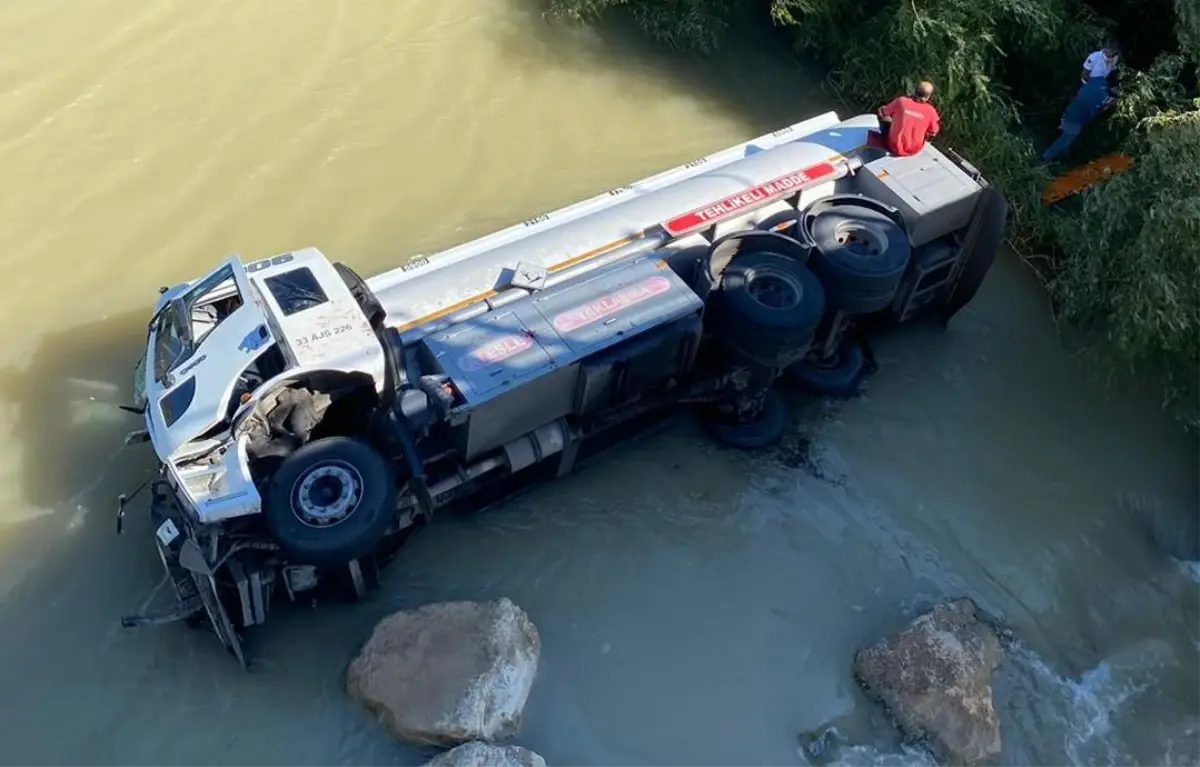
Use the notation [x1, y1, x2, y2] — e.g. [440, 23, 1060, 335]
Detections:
[116, 110, 1009, 666]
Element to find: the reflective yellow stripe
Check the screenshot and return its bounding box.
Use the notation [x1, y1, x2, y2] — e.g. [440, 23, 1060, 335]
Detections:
[391, 234, 643, 334]
[391, 290, 501, 334]
[547, 234, 640, 273]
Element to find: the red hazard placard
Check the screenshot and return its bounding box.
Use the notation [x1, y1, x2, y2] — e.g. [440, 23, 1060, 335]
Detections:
[459, 333, 535, 372]
[552, 275, 672, 334]
[663, 161, 838, 237]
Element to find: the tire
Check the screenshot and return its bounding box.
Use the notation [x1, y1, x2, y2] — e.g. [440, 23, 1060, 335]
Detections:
[938, 188, 1008, 326]
[334, 262, 387, 330]
[708, 388, 789, 450]
[712, 251, 825, 361]
[822, 283, 899, 315]
[785, 334, 870, 396]
[696, 229, 812, 304]
[263, 437, 397, 567]
[805, 199, 911, 314]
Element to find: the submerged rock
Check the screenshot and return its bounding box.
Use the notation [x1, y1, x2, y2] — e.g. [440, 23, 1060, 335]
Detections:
[347, 598, 541, 746]
[854, 599, 1003, 765]
[424, 741, 547, 767]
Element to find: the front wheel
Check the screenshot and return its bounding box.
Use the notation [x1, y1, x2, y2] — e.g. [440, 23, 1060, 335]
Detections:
[264, 437, 397, 567]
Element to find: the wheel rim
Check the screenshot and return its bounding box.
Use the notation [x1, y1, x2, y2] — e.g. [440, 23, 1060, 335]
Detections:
[291, 461, 363, 528]
[833, 223, 886, 257]
[747, 267, 801, 310]
[810, 350, 844, 371]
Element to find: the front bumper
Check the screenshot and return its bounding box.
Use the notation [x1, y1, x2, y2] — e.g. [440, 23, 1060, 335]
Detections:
[120, 479, 250, 667]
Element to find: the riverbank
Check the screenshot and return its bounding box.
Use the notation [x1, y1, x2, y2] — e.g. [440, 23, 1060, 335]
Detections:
[544, 0, 1200, 429]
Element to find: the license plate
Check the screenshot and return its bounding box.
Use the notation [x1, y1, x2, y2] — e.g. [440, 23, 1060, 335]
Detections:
[155, 518, 180, 547]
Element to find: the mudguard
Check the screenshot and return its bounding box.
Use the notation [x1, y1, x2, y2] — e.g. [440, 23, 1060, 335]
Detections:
[939, 187, 1008, 325]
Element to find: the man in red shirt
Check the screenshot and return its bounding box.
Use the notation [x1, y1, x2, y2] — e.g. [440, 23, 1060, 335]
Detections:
[876, 81, 941, 156]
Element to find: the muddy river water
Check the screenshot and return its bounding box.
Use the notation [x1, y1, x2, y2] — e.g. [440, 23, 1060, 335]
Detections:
[0, 1, 1196, 765]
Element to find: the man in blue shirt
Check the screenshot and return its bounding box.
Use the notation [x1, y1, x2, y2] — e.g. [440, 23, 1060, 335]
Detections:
[1042, 76, 1118, 163]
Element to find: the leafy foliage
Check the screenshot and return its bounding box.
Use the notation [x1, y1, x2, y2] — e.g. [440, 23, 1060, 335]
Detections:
[1052, 106, 1200, 421]
[544, 0, 1200, 425]
[1177, 0, 1200, 64]
[544, 0, 833, 51]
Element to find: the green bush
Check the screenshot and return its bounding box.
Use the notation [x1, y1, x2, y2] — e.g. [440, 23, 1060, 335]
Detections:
[544, 0, 1200, 426]
[1052, 104, 1200, 424]
[545, 1, 801, 52]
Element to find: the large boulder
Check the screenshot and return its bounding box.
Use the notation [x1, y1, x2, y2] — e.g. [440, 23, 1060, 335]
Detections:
[853, 599, 1003, 765]
[347, 598, 541, 746]
[424, 742, 547, 767]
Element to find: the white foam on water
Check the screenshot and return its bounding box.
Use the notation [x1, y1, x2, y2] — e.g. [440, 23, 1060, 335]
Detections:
[1162, 718, 1200, 767]
[819, 742, 938, 767]
[997, 639, 1182, 765]
[998, 646, 1152, 763]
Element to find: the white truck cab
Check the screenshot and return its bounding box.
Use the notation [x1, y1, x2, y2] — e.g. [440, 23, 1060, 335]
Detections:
[135, 248, 385, 523]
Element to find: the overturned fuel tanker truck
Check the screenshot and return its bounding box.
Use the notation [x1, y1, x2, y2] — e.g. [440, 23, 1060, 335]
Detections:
[116, 111, 1008, 665]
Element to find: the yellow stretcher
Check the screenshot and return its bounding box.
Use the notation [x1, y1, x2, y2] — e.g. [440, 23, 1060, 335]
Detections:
[1042, 153, 1134, 206]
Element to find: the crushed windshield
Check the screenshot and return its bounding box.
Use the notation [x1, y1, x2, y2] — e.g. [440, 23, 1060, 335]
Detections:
[151, 264, 245, 383]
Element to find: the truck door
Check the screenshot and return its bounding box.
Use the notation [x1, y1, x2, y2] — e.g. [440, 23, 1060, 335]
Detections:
[145, 254, 276, 458]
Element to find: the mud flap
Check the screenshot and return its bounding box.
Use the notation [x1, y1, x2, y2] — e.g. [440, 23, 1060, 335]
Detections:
[938, 187, 1008, 326]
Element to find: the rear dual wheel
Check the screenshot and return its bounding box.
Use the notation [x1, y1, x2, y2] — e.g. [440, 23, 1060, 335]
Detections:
[804, 199, 911, 315]
[702, 247, 823, 451]
[706, 388, 790, 450]
[710, 251, 826, 365]
[785, 334, 871, 397]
